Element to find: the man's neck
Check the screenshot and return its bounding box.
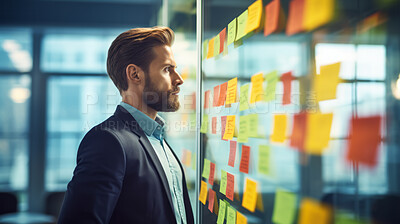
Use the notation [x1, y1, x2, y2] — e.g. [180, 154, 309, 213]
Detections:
[121, 98, 157, 120]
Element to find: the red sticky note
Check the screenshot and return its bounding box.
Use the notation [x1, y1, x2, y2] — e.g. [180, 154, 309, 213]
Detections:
[290, 112, 307, 151]
[228, 141, 237, 167]
[280, 71, 294, 105]
[208, 189, 215, 212]
[219, 28, 226, 54]
[264, 0, 280, 36]
[226, 172, 235, 201]
[239, 145, 251, 174]
[213, 85, 220, 107]
[221, 116, 228, 141]
[204, 90, 210, 108]
[212, 117, 217, 134]
[209, 162, 216, 185]
[346, 116, 382, 167]
[218, 82, 228, 106]
[286, 0, 305, 36]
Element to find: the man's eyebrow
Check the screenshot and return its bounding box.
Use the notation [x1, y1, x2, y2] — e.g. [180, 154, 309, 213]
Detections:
[162, 63, 177, 68]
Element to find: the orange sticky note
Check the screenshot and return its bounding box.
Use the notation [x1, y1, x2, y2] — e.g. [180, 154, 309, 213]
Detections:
[226, 78, 238, 105]
[226, 172, 235, 201]
[181, 149, 192, 166]
[219, 82, 228, 106]
[250, 72, 264, 103]
[271, 114, 288, 143]
[213, 85, 220, 107]
[207, 37, 215, 59]
[228, 141, 237, 167]
[314, 62, 341, 102]
[239, 145, 250, 174]
[264, 0, 280, 36]
[209, 162, 216, 185]
[346, 116, 382, 167]
[290, 112, 307, 150]
[236, 211, 248, 224]
[221, 116, 228, 141]
[286, 0, 305, 36]
[245, 0, 263, 33]
[208, 189, 215, 212]
[219, 28, 226, 54]
[303, 0, 334, 31]
[305, 113, 333, 154]
[223, 115, 236, 140]
[199, 180, 208, 205]
[242, 178, 257, 212]
[299, 198, 332, 224]
[280, 71, 294, 105]
[204, 90, 211, 108]
[212, 117, 217, 134]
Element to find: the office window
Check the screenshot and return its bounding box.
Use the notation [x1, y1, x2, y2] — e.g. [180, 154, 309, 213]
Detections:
[0, 29, 32, 72]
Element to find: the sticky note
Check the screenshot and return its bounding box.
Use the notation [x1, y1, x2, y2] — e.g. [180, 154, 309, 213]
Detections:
[204, 90, 210, 108]
[242, 178, 257, 212]
[223, 115, 236, 140]
[305, 113, 333, 154]
[217, 200, 227, 224]
[202, 39, 209, 60]
[239, 84, 250, 111]
[247, 114, 259, 137]
[256, 192, 264, 212]
[212, 117, 217, 134]
[219, 82, 228, 106]
[346, 116, 381, 167]
[219, 28, 226, 54]
[235, 10, 249, 41]
[182, 149, 192, 166]
[208, 188, 215, 212]
[214, 34, 220, 57]
[258, 145, 271, 175]
[239, 145, 251, 174]
[202, 159, 211, 178]
[271, 114, 288, 143]
[314, 62, 341, 102]
[213, 85, 220, 107]
[228, 141, 237, 167]
[207, 37, 215, 59]
[250, 72, 264, 103]
[272, 188, 297, 224]
[286, 0, 305, 36]
[280, 71, 294, 105]
[236, 211, 248, 224]
[220, 170, 227, 195]
[221, 116, 228, 141]
[226, 172, 235, 201]
[238, 115, 249, 143]
[226, 206, 237, 224]
[264, 71, 279, 101]
[226, 77, 238, 105]
[245, 0, 263, 33]
[290, 112, 307, 150]
[299, 198, 332, 224]
[200, 114, 208, 134]
[264, 0, 281, 36]
[227, 18, 237, 46]
[209, 162, 216, 185]
[303, 0, 334, 31]
[199, 180, 208, 205]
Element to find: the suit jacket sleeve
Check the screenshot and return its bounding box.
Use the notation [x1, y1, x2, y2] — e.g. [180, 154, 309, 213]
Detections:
[58, 129, 126, 224]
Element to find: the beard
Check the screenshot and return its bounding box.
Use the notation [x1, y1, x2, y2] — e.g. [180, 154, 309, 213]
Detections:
[142, 75, 180, 112]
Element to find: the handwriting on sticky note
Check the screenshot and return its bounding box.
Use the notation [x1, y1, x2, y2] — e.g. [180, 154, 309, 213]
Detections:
[239, 145, 250, 174]
[238, 115, 249, 143]
[219, 28, 226, 54]
[264, 70, 279, 101]
[226, 205, 236, 224]
[290, 112, 307, 150]
[236, 211, 247, 224]
[303, 0, 334, 31]
[200, 114, 208, 134]
[314, 62, 341, 102]
[221, 116, 227, 141]
[258, 145, 271, 175]
[236, 10, 249, 41]
[202, 39, 209, 60]
[346, 115, 382, 167]
[219, 82, 228, 106]
[208, 188, 215, 212]
[217, 200, 227, 224]
[286, 0, 305, 36]
[199, 180, 208, 204]
[214, 34, 220, 57]
[242, 178, 257, 212]
[247, 114, 259, 138]
[264, 0, 280, 36]
[305, 113, 333, 154]
[280, 71, 294, 105]
[209, 162, 215, 185]
[213, 85, 220, 107]
[226, 77, 238, 105]
[271, 114, 288, 143]
[239, 84, 250, 111]
[212, 117, 217, 134]
[207, 37, 215, 59]
[220, 170, 227, 195]
[245, 0, 263, 33]
[227, 18, 237, 46]
[250, 72, 264, 103]
[226, 172, 235, 201]
[299, 198, 332, 224]
[202, 159, 210, 178]
[228, 141, 237, 167]
[223, 115, 236, 140]
[272, 188, 297, 224]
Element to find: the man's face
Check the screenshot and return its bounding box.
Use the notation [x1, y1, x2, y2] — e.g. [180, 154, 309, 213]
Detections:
[142, 45, 183, 112]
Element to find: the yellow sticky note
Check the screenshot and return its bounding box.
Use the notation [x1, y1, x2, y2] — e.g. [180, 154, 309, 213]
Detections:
[264, 70, 279, 101]
[258, 145, 271, 175]
[220, 170, 227, 195]
[202, 159, 211, 178]
[272, 188, 298, 224]
[305, 113, 333, 154]
[214, 34, 221, 57]
[202, 39, 209, 60]
[236, 211, 247, 224]
[247, 114, 259, 138]
[238, 115, 249, 143]
[226, 77, 238, 105]
[245, 0, 263, 33]
[270, 114, 287, 143]
[199, 180, 208, 205]
[250, 72, 264, 103]
[226, 206, 237, 224]
[207, 37, 215, 59]
[314, 62, 341, 102]
[217, 200, 227, 224]
[227, 18, 237, 46]
[242, 178, 257, 212]
[303, 0, 335, 31]
[239, 84, 250, 111]
[299, 198, 332, 224]
[200, 114, 208, 133]
[223, 115, 236, 140]
[235, 10, 249, 41]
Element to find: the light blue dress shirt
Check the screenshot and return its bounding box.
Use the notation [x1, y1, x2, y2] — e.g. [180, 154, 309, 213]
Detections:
[119, 102, 187, 224]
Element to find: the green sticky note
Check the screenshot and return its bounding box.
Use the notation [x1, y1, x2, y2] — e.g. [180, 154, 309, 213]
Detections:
[237, 115, 249, 143]
[226, 206, 237, 224]
[247, 114, 259, 137]
[239, 84, 250, 111]
[220, 170, 227, 195]
[335, 213, 367, 224]
[217, 200, 227, 224]
[235, 10, 249, 41]
[272, 188, 297, 224]
[214, 34, 220, 57]
[227, 18, 237, 46]
[200, 114, 208, 133]
[202, 159, 211, 178]
[202, 39, 209, 60]
[264, 70, 279, 101]
[258, 145, 271, 175]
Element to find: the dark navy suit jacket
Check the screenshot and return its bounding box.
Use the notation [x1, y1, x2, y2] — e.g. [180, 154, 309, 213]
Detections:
[58, 105, 194, 224]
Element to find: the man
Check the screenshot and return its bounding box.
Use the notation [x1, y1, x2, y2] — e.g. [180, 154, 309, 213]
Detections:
[58, 27, 194, 224]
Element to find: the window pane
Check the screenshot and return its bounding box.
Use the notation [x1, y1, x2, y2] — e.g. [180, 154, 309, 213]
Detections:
[356, 45, 386, 80]
[0, 29, 32, 72]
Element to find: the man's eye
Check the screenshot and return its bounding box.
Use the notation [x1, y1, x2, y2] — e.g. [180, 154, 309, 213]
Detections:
[163, 67, 170, 72]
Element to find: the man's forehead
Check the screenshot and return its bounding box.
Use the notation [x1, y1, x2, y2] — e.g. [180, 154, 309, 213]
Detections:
[152, 45, 175, 64]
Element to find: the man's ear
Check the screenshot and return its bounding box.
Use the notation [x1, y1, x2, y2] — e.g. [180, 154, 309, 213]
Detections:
[126, 64, 143, 84]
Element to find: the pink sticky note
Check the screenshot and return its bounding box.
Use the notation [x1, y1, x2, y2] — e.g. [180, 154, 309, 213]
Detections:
[286, 0, 305, 36]
[209, 162, 216, 185]
[264, 0, 280, 36]
[228, 141, 237, 167]
[208, 188, 215, 212]
[219, 28, 226, 54]
[212, 117, 217, 134]
[226, 172, 235, 201]
[280, 71, 294, 105]
[290, 112, 307, 151]
[204, 90, 210, 108]
[213, 85, 220, 107]
[218, 82, 228, 106]
[221, 116, 228, 141]
[239, 145, 251, 174]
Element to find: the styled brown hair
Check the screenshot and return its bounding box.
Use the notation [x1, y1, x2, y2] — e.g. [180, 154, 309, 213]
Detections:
[107, 26, 174, 92]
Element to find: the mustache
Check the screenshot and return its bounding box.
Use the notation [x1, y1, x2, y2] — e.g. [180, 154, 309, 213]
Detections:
[168, 86, 180, 94]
